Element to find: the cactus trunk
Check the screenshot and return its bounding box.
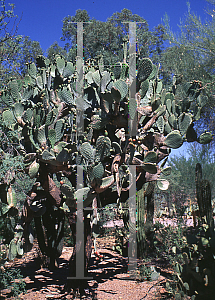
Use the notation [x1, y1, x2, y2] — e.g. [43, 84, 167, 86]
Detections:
[195, 163, 213, 230]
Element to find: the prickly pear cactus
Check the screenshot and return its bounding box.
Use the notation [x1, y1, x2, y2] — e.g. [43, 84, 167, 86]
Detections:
[0, 52, 212, 264]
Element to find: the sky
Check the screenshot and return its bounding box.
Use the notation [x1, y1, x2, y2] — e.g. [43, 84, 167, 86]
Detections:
[9, 0, 210, 53]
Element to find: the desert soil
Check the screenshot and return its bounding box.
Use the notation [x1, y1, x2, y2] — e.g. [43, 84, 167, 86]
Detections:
[1, 236, 180, 300]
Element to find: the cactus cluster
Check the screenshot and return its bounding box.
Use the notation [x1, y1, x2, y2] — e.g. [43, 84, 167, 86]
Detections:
[164, 163, 215, 299]
[0, 51, 212, 272]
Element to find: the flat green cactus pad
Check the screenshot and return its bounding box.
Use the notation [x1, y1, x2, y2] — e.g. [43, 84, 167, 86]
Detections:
[198, 132, 212, 144]
[164, 130, 183, 149]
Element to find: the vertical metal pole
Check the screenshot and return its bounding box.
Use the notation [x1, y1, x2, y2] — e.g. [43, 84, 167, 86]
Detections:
[128, 22, 137, 279]
[76, 165, 85, 278]
[68, 22, 92, 280]
[128, 165, 137, 279]
[129, 22, 137, 138]
[76, 22, 84, 139]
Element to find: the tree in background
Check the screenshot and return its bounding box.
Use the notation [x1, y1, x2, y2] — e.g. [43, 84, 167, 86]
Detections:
[0, 1, 44, 87]
[158, 142, 215, 215]
[46, 41, 67, 63]
[0, 0, 21, 85]
[60, 8, 166, 66]
[161, 0, 215, 138]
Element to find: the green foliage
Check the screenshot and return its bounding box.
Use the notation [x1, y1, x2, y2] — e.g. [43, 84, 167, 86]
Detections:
[61, 9, 166, 66]
[0, 267, 26, 297]
[165, 143, 215, 210]
[0, 35, 212, 270]
[162, 3, 215, 139]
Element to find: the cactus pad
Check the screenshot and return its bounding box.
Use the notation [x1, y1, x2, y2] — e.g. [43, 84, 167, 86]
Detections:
[80, 142, 94, 161]
[37, 124, 47, 146]
[48, 129, 56, 148]
[29, 160, 40, 179]
[23, 108, 33, 123]
[137, 58, 153, 82]
[142, 163, 157, 174]
[157, 179, 169, 190]
[56, 56, 65, 75]
[111, 80, 128, 102]
[8, 239, 18, 260]
[144, 151, 157, 163]
[198, 132, 212, 144]
[161, 166, 172, 176]
[164, 130, 183, 149]
[2, 110, 15, 127]
[58, 86, 74, 105]
[178, 113, 192, 136]
[42, 149, 56, 161]
[95, 136, 111, 162]
[156, 116, 164, 133]
[140, 80, 149, 98]
[113, 62, 122, 79]
[54, 119, 65, 142]
[129, 97, 137, 120]
[28, 63, 37, 79]
[93, 162, 104, 179]
[92, 70, 101, 86]
[63, 62, 75, 78]
[9, 79, 19, 100]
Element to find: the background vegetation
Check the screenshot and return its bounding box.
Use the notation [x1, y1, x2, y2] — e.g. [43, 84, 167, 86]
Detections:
[0, 0, 215, 298]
